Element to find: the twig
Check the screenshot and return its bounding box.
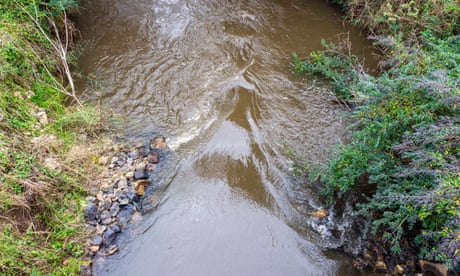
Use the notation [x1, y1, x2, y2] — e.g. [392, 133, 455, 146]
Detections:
[14, 0, 82, 106]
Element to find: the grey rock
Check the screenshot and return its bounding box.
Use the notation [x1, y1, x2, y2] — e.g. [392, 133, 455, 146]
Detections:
[133, 201, 142, 212]
[118, 205, 135, 226]
[134, 169, 149, 180]
[109, 203, 120, 217]
[117, 178, 128, 190]
[110, 223, 121, 233]
[101, 185, 113, 194]
[91, 235, 103, 246]
[87, 219, 97, 226]
[101, 217, 113, 225]
[80, 264, 92, 276]
[84, 203, 98, 221]
[105, 244, 119, 256]
[126, 190, 136, 201]
[128, 151, 139, 159]
[85, 196, 97, 203]
[99, 210, 111, 221]
[100, 198, 112, 210]
[125, 171, 134, 179]
[147, 152, 159, 164]
[103, 228, 117, 245]
[96, 224, 107, 235]
[119, 197, 130, 206]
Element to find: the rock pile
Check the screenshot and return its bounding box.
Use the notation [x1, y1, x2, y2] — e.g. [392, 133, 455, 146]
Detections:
[81, 135, 168, 273]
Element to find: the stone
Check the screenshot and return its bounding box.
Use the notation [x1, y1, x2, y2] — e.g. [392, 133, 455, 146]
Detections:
[99, 210, 111, 220]
[99, 156, 110, 166]
[136, 185, 145, 196]
[135, 160, 147, 171]
[150, 135, 168, 149]
[419, 260, 447, 276]
[89, 245, 100, 253]
[101, 217, 113, 225]
[110, 156, 119, 164]
[90, 235, 103, 246]
[86, 196, 97, 203]
[100, 198, 112, 210]
[101, 184, 113, 194]
[118, 205, 135, 226]
[147, 163, 157, 172]
[134, 179, 150, 188]
[96, 192, 104, 202]
[96, 224, 106, 235]
[84, 203, 98, 221]
[134, 169, 149, 180]
[126, 189, 136, 201]
[147, 152, 159, 164]
[36, 110, 48, 125]
[375, 261, 387, 273]
[394, 264, 404, 275]
[80, 264, 92, 276]
[102, 228, 117, 245]
[109, 203, 120, 217]
[86, 220, 97, 226]
[119, 197, 130, 206]
[312, 208, 328, 218]
[105, 244, 119, 256]
[116, 178, 128, 190]
[125, 171, 134, 180]
[44, 157, 59, 170]
[110, 223, 121, 233]
[128, 151, 139, 159]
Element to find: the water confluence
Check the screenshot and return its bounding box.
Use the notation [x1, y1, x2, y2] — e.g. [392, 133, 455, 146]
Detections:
[77, 0, 375, 275]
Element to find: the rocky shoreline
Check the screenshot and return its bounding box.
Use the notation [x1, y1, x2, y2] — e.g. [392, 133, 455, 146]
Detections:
[81, 135, 169, 275]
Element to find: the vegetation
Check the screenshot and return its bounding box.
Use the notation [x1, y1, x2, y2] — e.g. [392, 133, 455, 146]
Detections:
[0, 0, 108, 274]
[294, 0, 459, 272]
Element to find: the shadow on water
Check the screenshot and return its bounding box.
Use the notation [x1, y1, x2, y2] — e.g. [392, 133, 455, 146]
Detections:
[77, 0, 377, 275]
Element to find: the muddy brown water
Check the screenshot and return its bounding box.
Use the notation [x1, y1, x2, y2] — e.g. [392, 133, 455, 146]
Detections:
[77, 0, 376, 275]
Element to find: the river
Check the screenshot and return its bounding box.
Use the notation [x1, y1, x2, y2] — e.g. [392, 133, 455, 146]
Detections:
[77, 0, 375, 275]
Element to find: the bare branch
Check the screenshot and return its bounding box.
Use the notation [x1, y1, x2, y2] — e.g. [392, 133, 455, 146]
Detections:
[14, 0, 82, 106]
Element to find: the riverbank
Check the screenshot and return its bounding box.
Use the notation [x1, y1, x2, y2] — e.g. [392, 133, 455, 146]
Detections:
[295, 0, 459, 274]
[0, 1, 114, 274]
[81, 135, 168, 275]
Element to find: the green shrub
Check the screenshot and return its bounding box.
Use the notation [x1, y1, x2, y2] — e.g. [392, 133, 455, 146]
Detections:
[294, 7, 459, 271]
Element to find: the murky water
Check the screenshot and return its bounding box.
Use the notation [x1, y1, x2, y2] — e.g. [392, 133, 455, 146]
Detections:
[78, 0, 375, 275]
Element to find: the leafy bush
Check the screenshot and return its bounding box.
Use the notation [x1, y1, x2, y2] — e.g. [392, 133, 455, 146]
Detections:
[344, 0, 460, 36]
[294, 4, 460, 271]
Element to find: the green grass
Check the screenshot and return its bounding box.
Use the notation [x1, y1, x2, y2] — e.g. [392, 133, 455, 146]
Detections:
[0, 0, 108, 274]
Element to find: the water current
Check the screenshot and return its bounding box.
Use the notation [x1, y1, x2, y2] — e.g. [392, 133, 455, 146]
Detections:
[77, 0, 376, 275]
